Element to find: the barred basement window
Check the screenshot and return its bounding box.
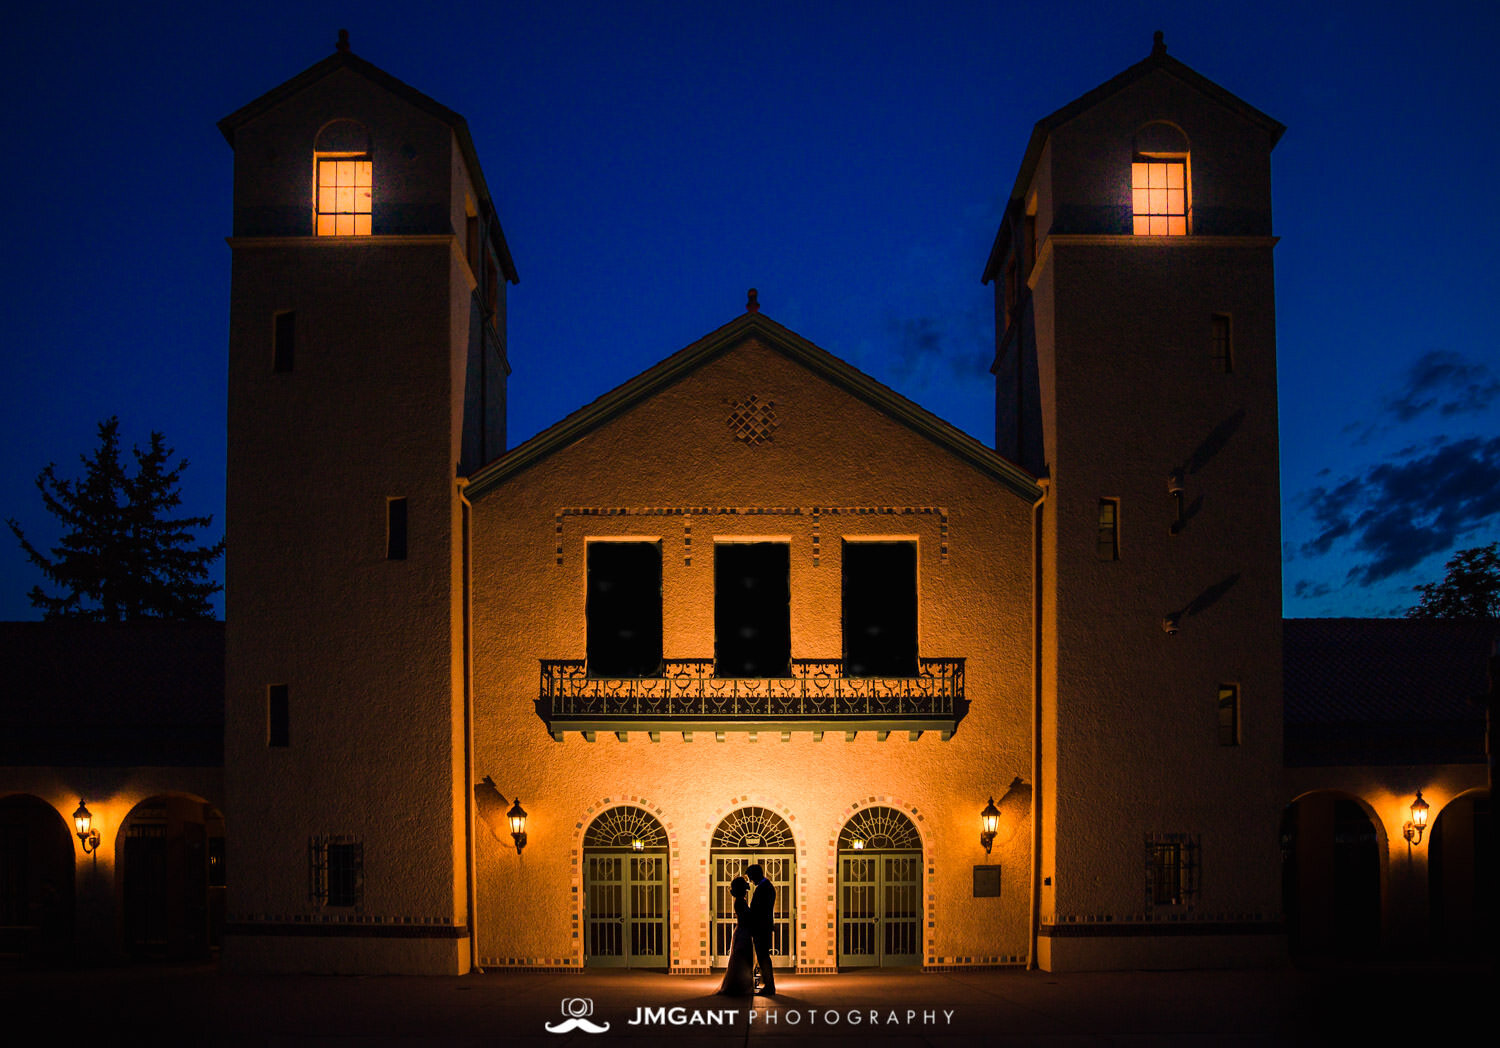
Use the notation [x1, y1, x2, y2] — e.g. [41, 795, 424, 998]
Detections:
[272, 311, 295, 373]
[310, 835, 363, 908]
[1145, 834, 1200, 908]
[1218, 684, 1240, 746]
[267, 684, 289, 747]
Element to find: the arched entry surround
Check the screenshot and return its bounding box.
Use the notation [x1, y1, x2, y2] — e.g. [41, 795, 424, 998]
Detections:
[1281, 790, 1389, 956]
[580, 805, 669, 968]
[827, 797, 932, 970]
[699, 797, 803, 973]
[569, 796, 682, 969]
[709, 804, 797, 970]
[114, 793, 225, 960]
[0, 793, 75, 963]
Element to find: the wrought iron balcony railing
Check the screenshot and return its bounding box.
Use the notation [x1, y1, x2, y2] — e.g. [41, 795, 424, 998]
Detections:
[538, 657, 963, 736]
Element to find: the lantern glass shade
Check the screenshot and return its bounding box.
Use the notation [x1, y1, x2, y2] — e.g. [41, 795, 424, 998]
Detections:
[980, 798, 1001, 836]
[852, 838, 865, 850]
[507, 799, 527, 837]
[631, 838, 644, 852]
[1411, 791, 1429, 829]
[72, 801, 91, 838]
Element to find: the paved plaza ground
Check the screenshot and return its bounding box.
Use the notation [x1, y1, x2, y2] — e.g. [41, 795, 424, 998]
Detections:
[2, 960, 1487, 1045]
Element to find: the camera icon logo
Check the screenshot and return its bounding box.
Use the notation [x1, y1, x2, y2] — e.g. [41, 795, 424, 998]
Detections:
[546, 997, 609, 1034]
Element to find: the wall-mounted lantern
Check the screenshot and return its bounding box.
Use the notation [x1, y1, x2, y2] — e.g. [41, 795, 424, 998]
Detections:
[1403, 790, 1430, 846]
[980, 797, 1001, 855]
[73, 800, 100, 854]
[851, 837, 866, 851]
[508, 798, 528, 854]
[631, 837, 644, 852]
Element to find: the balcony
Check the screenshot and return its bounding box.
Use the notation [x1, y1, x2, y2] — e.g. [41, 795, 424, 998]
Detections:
[538, 657, 963, 740]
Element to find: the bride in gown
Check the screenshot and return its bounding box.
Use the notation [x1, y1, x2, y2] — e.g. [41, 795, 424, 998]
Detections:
[716, 876, 756, 996]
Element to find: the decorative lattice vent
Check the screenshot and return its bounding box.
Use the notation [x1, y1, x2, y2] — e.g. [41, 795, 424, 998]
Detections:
[726, 395, 778, 445]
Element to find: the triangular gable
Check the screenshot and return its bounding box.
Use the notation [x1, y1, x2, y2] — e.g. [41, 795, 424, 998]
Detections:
[464, 311, 1040, 501]
[218, 38, 517, 283]
[983, 36, 1285, 283]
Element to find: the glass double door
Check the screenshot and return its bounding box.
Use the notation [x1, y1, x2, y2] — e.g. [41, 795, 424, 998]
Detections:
[584, 851, 667, 968]
[712, 852, 795, 969]
[838, 852, 921, 967]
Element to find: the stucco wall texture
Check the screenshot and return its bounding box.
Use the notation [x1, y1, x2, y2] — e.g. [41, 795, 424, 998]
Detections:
[469, 338, 1037, 970]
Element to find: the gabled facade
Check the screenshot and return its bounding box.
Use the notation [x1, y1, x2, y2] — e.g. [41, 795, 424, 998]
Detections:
[216, 35, 1293, 975]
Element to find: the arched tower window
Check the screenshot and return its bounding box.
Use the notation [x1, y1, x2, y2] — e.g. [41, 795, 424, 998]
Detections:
[313, 120, 372, 236]
[1131, 121, 1190, 236]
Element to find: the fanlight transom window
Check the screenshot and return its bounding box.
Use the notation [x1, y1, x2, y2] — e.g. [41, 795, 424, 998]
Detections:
[839, 806, 921, 850]
[583, 806, 667, 850]
[712, 807, 794, 850]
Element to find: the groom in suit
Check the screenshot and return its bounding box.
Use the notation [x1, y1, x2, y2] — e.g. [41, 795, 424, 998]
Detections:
[744, 863, 776, 995]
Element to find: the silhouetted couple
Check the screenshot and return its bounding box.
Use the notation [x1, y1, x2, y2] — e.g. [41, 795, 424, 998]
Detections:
[716, 864, 775, 996]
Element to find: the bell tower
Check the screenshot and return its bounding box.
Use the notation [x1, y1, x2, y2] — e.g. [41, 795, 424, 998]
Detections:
[986, 34, 1286, 969]
[219, 34, 515, 973]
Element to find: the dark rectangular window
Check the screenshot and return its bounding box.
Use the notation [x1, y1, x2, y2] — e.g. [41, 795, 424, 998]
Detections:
[1218, 684, 1240, 746]
[586, 541, 662, 677]
[267, 684, 289, 747]
[1211, 313, 1233, 373]
[715, 542, 790, 677]
[1097, 499, 1120, 560]
[273, 311, 295, 372]
[843, 541, 917, 677]
[386, 497, 407, 560]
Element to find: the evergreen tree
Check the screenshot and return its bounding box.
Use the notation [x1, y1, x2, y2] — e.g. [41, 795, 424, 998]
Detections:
[7, 418, 223, 620]
[1406, 543, 1500, 621]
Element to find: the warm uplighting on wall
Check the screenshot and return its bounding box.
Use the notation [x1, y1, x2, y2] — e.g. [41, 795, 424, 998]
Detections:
[980, 797, 1001, 855]
[1403, 790, 1430, 846]
[73, 800, 100, 854]
[508, 798, 528, 854]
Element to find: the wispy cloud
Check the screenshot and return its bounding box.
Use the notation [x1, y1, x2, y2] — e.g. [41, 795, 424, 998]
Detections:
[1347, 349, 1499, 444]
[1299, 434, 1500, 584]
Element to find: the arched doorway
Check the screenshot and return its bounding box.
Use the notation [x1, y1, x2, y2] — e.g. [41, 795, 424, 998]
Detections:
[837, 806, 921, 967]
[1281, 792, 1383, 957]
[0, 795, 74, 963]
[1430, 788, 1490, 956]
[117, 795, 224, 960]
[710, 807, 795, 970]
[582, 806, 667, 968]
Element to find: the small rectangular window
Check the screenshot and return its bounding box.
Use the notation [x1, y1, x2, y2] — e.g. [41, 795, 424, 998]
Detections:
[386, 497, 407, 560]
[267, 684, 289, 747]
[586, 541, 663, 677]
[715, 542, 791, 677]
[1211, 314, 1233, 373]
[1097, 500, 1120, 561]
[273, 311, 295, 373]
[1218, 684, 1240, 746]
[1145, 834, 1199, 908]
[843, 541, 917, 677]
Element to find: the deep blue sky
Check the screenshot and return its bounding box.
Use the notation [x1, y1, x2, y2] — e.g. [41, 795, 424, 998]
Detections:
[3, 0, 1497, 620]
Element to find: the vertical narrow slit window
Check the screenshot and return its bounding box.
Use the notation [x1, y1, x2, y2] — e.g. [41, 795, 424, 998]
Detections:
[586, 541, 663, 677]
[1211, 313, 1233, 373]
[1149, 842, 1182, 905]
[314, 155, 372, 236]
[715, 542, 791, 677]
[1218, 684, 1240, 746]
[267, 684, 289, 747]
[1097, 499, 1120, 561]
[386, 497, 408, 560]
[843, 541, 918, 677]
[272, 311, 295, 373]
[1131, 157, 1188, 236]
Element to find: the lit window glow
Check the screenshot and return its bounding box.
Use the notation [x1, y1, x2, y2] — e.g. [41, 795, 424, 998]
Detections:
[1131, 159, 1187, 236]
[316, 157, 372, 236]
